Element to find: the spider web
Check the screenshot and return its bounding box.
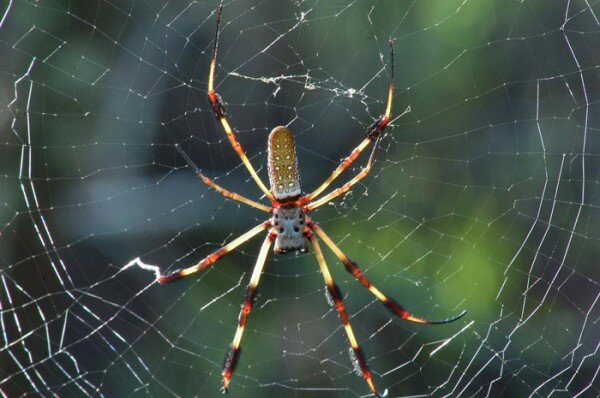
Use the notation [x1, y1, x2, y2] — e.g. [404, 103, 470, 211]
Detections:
[1, 0, 599, 397]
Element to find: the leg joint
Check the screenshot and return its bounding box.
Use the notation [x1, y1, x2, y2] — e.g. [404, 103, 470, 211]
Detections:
[365, 116, 389, 140]
[382, 297, 409, 319]
[343, 260, 370, 288]
[241, 286, 257, 313]
[222, 344, 241, 375]
[209, 91, 227, 119]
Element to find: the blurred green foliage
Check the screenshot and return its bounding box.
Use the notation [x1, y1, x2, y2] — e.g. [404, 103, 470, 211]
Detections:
[1, 0, 598, 397]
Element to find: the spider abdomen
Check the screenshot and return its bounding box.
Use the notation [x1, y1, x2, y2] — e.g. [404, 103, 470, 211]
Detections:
[272, 206, 308, 254]
[268, 126, 301, 202]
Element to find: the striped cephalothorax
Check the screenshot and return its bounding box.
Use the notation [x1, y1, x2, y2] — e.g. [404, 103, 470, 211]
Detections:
[157, 6, 466, 398]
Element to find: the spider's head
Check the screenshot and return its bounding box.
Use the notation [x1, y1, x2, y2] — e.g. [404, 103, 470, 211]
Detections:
[272, 206, 309, 254]
[267, 126, 301, 203]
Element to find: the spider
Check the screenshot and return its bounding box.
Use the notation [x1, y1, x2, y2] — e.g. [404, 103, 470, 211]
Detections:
[158, 6, 466, 397]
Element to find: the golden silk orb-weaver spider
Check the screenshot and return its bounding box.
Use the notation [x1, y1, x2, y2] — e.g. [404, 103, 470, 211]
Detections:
[157, 6, 467, 397]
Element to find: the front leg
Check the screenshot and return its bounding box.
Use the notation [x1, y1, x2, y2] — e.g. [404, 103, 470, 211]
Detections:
[299, 40, 395, 205]
[207, 5, 275, 203]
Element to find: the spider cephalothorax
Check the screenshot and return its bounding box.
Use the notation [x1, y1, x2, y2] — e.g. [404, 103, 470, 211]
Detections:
[271, 205, 308, 254]
[157, 6, 466, 397]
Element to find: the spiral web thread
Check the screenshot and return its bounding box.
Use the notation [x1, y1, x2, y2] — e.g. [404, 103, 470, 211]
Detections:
[0, 1, 598, 397]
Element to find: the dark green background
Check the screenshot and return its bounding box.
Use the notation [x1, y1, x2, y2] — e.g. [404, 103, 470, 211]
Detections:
[1, 0, 598, 397]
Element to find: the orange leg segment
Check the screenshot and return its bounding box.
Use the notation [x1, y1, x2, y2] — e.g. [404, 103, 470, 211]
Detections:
[175, 144, 271, 212]
[157, 221, 271, 284]
[200, 175, 271, 213]
[303, 137, 380, 212]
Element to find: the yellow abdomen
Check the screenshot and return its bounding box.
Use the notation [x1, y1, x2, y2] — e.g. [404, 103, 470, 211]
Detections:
[268, 126, 301, 202]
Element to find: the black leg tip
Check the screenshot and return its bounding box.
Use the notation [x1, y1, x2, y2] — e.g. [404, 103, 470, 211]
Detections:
[430, 309, 468, 325]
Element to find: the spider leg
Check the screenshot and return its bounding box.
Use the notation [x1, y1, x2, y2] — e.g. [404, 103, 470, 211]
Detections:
[175, 144, 271, 213]
[208, 6, 275, 202]
[157, 220, 271, 284]
[306, 229, 385, 398]
[311, 223, 467, 324]
[302, 136, 380, 212]
[299, 40, 394, 205]
[222, 232, 275, 392]
[198, 175, 272, 213]
[200, 175, 272, 213]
